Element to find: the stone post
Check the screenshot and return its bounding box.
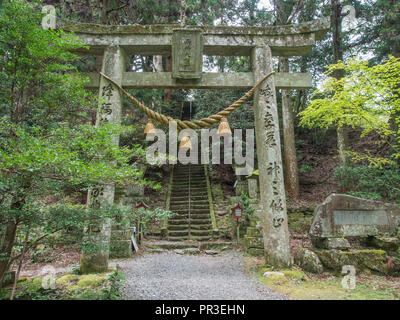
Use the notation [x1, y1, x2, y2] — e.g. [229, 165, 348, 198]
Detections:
[80, 46, 126, 274]
[251, 46, 291, 268]
[248, 179, 258, 199]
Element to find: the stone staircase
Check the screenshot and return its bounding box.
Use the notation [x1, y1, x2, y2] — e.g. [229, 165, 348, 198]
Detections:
[167, 164, 214, 241]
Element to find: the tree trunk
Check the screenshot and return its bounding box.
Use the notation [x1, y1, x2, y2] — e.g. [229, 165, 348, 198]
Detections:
[332, 0, 349, 166]
[0, 220, 18, 288]
[164, 56, 172, 103]
[101, 0, 109, 24]
[153, 55, 163, 73]
[280, 57, 300, 200]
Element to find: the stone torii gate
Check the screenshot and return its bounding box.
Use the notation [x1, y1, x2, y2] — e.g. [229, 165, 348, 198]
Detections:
[62, 18, 329, 270]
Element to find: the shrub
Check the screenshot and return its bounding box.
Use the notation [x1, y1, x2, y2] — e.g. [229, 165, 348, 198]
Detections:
[334, 165, 400, 203]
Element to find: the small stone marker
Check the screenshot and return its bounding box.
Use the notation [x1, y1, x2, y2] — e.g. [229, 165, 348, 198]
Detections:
[310, 194, 400, 241]
[248, 179, 258, 199]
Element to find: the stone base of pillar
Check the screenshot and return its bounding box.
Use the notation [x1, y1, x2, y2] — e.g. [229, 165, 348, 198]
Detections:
[80, 219, 111, 274]
[80, 251, 109, 274]
[109, 227, 133, 258]
[110, 240, 133, 259]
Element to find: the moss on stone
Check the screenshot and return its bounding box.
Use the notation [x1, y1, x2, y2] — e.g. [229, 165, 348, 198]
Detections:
[76, 274, 107, 288]
[314, 249, 388, 274]
[294, 248, 324, 274]
[281, 270, 308, 281]
[56, 274, 79, 287]
[288, 212, 312, 233]
[262, 273, 288, 284]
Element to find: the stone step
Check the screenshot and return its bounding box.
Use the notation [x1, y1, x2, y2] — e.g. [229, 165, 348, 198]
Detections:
[167, 236, 189, 241]
[191, 224, 212, 230]
[168, 224, 189, 230]
[190, 213, 212, 219]
[168, 218, 211, 225]
[173, 209, 210, 214]
[189, 218, 212, 224]
[167, 230, 212, 238]
[174, 171, 204, 175]
[173, 186, 207, 190]
[169, 215, 188, 220]
[170, 192, 208, 203]
[166, 235, 212, 242]
[172, 182, 207, 187]
[145, 240, 233, 250]
[171, 186, 207, 192]
[170, 204, 210, 210]
[168, 230, 189, 237]
[170, 200, 209, 205]
[172, 180, 207, 184]
[170, 195, 208, 200]
[190, 230, 212, 236]
[190, 235, 212, 242]
[173, 174, 204, 178]
[168, 230, 212, 237]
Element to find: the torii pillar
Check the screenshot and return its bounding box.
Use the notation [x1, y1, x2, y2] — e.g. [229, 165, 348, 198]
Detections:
[80, 46, 126, 274]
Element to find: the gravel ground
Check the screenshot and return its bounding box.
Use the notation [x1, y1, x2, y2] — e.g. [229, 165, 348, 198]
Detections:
[116, 251, 287, 300]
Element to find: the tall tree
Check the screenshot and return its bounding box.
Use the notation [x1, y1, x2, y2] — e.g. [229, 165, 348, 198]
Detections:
[331, 0, 349, 165]
[273, 0, 302, 200]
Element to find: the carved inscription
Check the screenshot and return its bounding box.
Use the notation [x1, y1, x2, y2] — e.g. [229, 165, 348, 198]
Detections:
[99, 82, 115, 124]
[172, 29, 203, 80]
[333, 210, 389, 226]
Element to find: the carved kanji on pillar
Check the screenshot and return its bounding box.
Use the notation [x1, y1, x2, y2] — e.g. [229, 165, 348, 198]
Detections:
[252, 46, 291, 268]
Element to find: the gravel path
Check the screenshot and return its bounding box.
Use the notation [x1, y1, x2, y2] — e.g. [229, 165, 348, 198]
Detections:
[117, 251, 287, 300]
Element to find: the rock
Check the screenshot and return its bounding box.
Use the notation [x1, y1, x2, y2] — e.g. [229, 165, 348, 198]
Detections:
[174, 249, 184, 255]
[147, 248, 165, 254]
[1, 271, 16, 287]
[247, 248, 264, 256]
[205, 250, 219, 255]
[110, 240, 133, 259]
[367, 236, 400, 251]
[244, 235, 263, 248]
[319, 238, 351, 250]
[281, 270, 308, 281]
[262, 272, 287, 283]
[263, 271, 285, 277]
[313, 249, 388, 275]
[246, 226, 262, 238]
[183, 248, 200, 255]
[294, 248, 324, 274]
[309, 194, 400, 240]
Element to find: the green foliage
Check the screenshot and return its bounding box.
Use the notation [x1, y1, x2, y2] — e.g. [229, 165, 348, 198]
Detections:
[102, 265, 125, 300]
[300, 56, 400, 136]
[299, 163, 313, 175]
[300, 56, 400, 165]
[136, 207, 176, 234]
[334, 165, 400, 203]
[0, 268, 126, 300]
[240, 191, 255, 219]
[0, 1, 153, 283]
